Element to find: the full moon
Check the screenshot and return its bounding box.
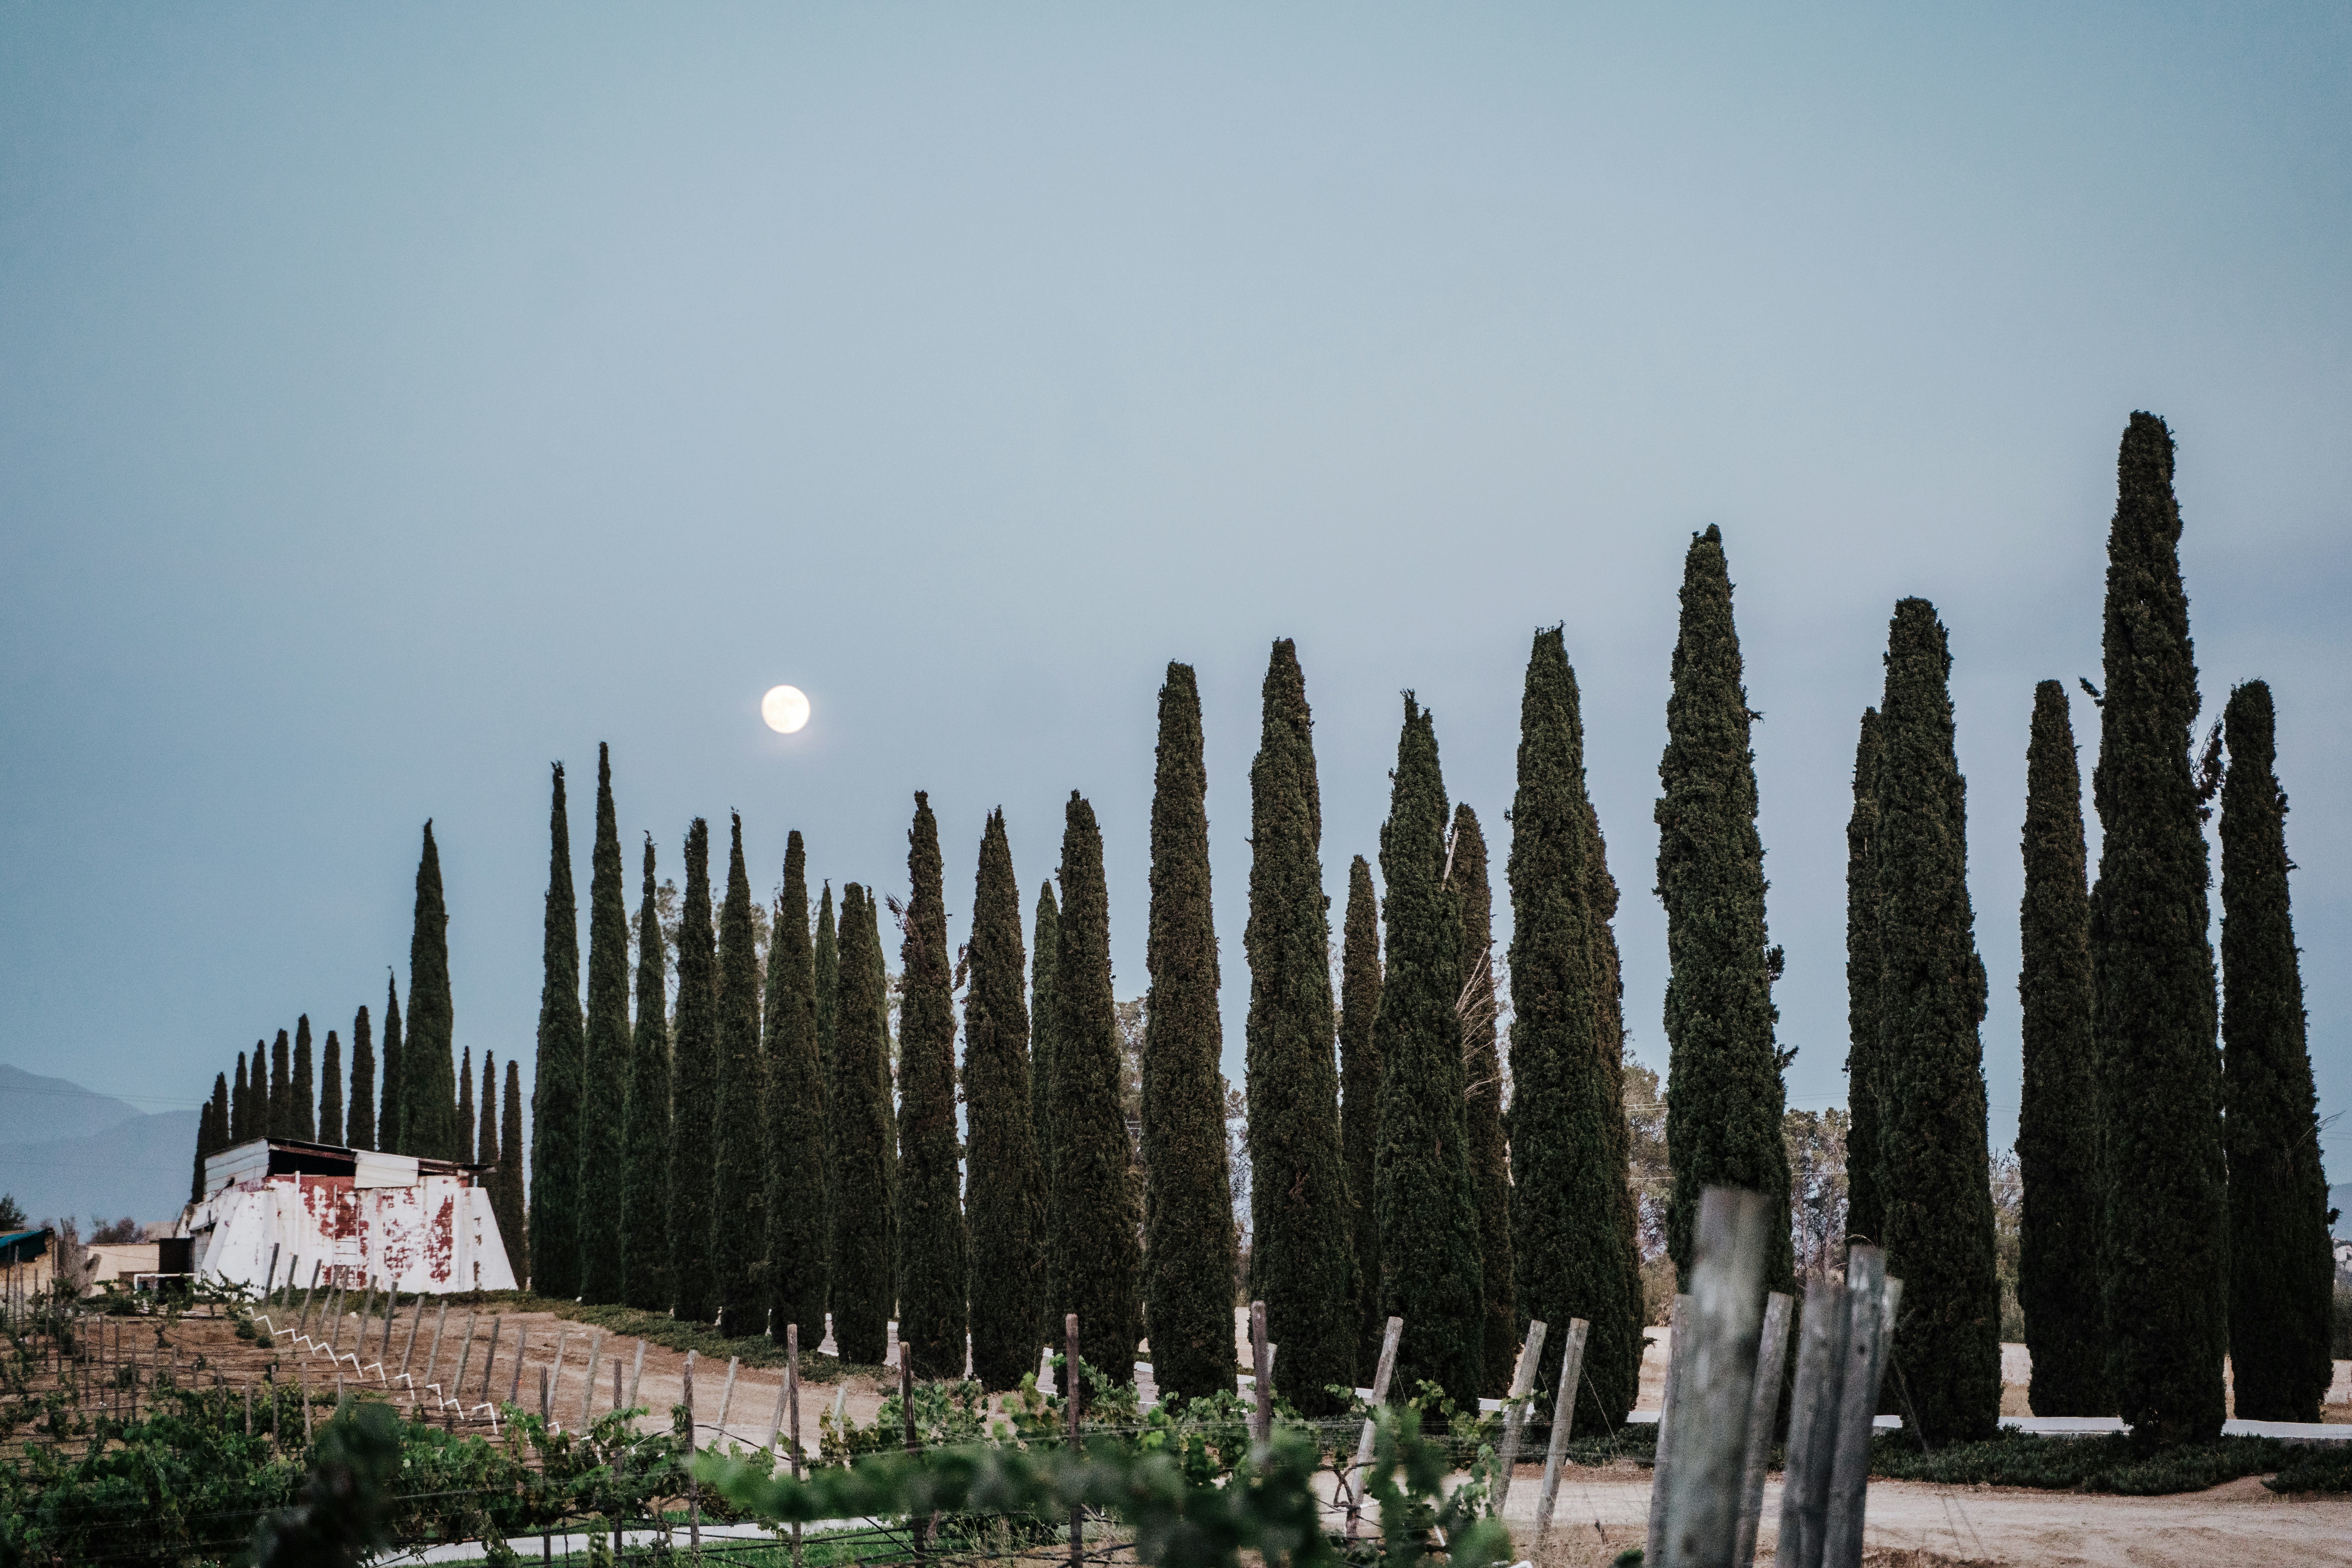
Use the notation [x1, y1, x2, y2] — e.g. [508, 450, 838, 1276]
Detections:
[761, 684, 811, 734]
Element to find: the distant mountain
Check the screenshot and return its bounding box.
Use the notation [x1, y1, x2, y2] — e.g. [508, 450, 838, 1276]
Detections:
[0, 1065, 204, 1227]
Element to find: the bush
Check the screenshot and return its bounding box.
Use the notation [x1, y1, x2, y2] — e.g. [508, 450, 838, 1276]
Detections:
[1866, 1430, 2290, 1494]
[2268, 1444, 2352, 1494]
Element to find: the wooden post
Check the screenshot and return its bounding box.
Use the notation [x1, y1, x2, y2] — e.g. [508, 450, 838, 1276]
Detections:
[539, 1363, 553, 1423]
[714, 1352, 738, 1442]
[451, 1309, 481, 1412]
[1344, 1316, 1405, 1539]
[1655, 1187, 1774, 1568]
[509, 1327, 528, 1409]
[1534, 1317, 1592, 1547]
[297, 1261, 323, 1337]
[399, 1291, 427, 1387]
[1645, 1293, 1693, 1557]
[354, 1283, 377, 1357]
[628, 1338, 646, 1412]
[420, 1299, 450, 1411]
[1733, 1292, 1795, 1568]
[1819, 1249, 1893, 1568]
[1492, 1318, 1549, 1510]
[479, 1316, 503, 1404]
[684, 1349, 701, 1554]
[581, 1330, 608, 1430]
[378, 1282, 399, 1366]
[1066, 1313, 1082, 1568]
[1248, 1300, 1270, 1448]
[261, 1245, 281, 1307]
[546, 1328, 572, 1426]
[788, 1322, 804, 1568]
[1774, 1276, 1848, 1568]
[766, 1359, 791, 1451]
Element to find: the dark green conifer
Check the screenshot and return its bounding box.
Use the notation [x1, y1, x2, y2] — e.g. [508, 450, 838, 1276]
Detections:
[402, 822, 461, 1163]
[291, 1017, 316, 1141]
[1338, 857, 1384, 1373]
[765, 831, 827, 1347]
[499, 1058, 529, 1284]
[457, 1047, 474, 1165]
[1143, 665, 1239, 1403]
[829, 884, 897, 1363]
[1243, 642, 1357, 1413]
[380, 977, 403, 1156]
[530, 765, 586, 1299]
[1874, 599, 2002, 1441]
[1030, 882, 1060, 1223]
[1844, 710, 1887, 1250]
[713, 814, 769, 1336]
[1373, 695, 1482, 1406]
[897, 795, 968, 1374]
[269, 1029, 290, 1138]
[623, 835, 670, 1311]
[210, 1070, 229, 1154]
[319, 1029, 343, 1147]
[867, 889, 899, 1303]
[669, 818, 721, 1324]
[2219, 680, 2335, 1422]
[195, 1076, 228, 1200]
[1047, 791, 1145, 1374]
[479, 1051, 498, 1166]
[2090, 413, 2228, 1445]
[1452, 804, 1516, 1397]
[580, 744, 632, 1305]
[1653, 527, 1794, 1290]
[2016, 681, 2107, 1415]
[966, 811, 1044, 1388]
[1506, 628, 1644, 1422]
[348, 1007, 375, 1152]
[813, 882, 838, 1311]
[231, 1052, 250, 1144]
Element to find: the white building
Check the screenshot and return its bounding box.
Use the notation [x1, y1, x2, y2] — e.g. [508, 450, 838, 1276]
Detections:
[183, 1136, 516, 1294]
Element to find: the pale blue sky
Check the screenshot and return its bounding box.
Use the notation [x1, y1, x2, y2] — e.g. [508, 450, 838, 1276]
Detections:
[3, 5, 2346, 1178]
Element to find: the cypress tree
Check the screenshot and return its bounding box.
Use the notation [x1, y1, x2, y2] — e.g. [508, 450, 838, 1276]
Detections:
[2016, 681, 2107, 1415]
[457, 1048, 475, 1166]
[209, 1070, 229, 1156]
[580, 743, 632, 1305]
[766, 831, 828, 1348]
[1338, 856, 1384, 1373]
[292, 1017, 316, 1142]
[530, 766, 586, 1299]
[2219, 680, 2335, 1422]
[714, 813, 769, 1337]
[402, 822, 461, 1163]
[1874, 599, 2001, 1441]
[1143, 664, 1239, 1403]
[320, 1029, 343, 1147]
[499, 1058, 529, 1284]
[1372, 695, 1482, 1405]
[479, 1051, 499, 1166]
[897, 794, 968, 1375]
[1506, 628, 1644, 1422]
[1030, 882, 1060, 1223]
[1452, 804, 1516, 1397]
[1049, 792, 1143, 1377]
[192, 1099, 214, 1204]
[348, 1006, 376, 1152]
[813, 882, 838, 1315]
[829, 884, 897, 1363]
[380, 977, 404, 1156]
[670, 818, 721, 1325]
[2090, 412, 2228, 1445]
[966, 810, 1044, 1388]
[231, 1052, 250, 1144]
[269, 1030, 290, 1138]
[1653, 526, 1794, 1290]
[1844, 710, 1887, 1250]
[867, 889, 899, 1309]
[1242, 642, 1357, 1413]
[623, 835, 670, 1311]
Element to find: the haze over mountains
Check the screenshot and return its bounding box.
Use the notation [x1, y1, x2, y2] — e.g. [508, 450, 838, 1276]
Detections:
[0, 1065, 200, 1228]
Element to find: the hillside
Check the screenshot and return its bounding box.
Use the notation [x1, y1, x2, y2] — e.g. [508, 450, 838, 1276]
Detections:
[0, 1067, 202, 1227]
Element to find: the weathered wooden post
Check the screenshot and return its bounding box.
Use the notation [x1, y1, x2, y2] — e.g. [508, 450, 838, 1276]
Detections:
[451, 1309, 481, 1411]
[420, 1299, 450, 1412]
[1644, 1293, 1693, 1555]
[1532, 1316, 1591, 1547]
[581, 1330, 609, 1429]
[545, 1328, 572, 1425]
[508, 1327, 528, 1408]
[1493, 1318, 1549, 1510]
[1820, 1252, 1900, 1568]
[296, 1261, 323, 1338]
[399, 1293, 427, 1390]
[1654, 1187, 1773, 1568]
[1066, 1313, 1083, 1568]
[628, 1337, 646, 1412]
[787, 1322, 804, 1568]
[713, 1351, 737, 1442]
[1732, 1292, 1795, 1567]
[1774, 1275, 1848, 1568]
[479, 1316, 503, 1405]
[1343, 1316, 1405, 1539]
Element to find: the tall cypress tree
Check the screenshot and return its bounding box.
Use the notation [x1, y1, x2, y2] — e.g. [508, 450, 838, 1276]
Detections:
[897, 794, 968, 1375]
[457, 1047, 475, 1166]
[1507, 628, 1644, 1422]
[348, 1006, 376, 1152]
[1844, 710, 1888, 1250]
[1653, 526, 1794, 1290]
[2016, 681, 2107, 1415]
[1143, 664, 1239, 1403]
[1452, 805, 1516, 1398]
[380, 977, 404, 1156]
[478, 1051, 499, 1166]
[1874, 599, 2001, 1442]
[2090, 412, 2228, 1445]
[192, 1099, 215, 1204]
[829, 884, 897, 1364]
[209, 1070, 229, 1157]
[580, 743, 632, 1305]
[1373, 695, 1482, 1405]
[714, 814, 769, 1337]
[268, 1030, 290, 1138]
[499, 1058, 529, 1285]
[1030, 882, 1061, 1226]
[320, 1029, 343, 1147]
[670, 818, 721, 1325]
[1050, 793, 1143, 1376]
[868, 889, 899, 1309]
[766, 831, 828, 1348]
[231, 1051, 250, 1144]
[813, 882, 839, 1317]
[530, 766, 586, 1298]
[623, 835, 670, 1312]
[1243, 642, 1357, 1413]
[2219, 680, 2335, 1422]
[1338, 856, 1384, 1373]
[966, 811, 1044, 1388]
[291, 1017, 316, 1142]
[402, 822, 461, 1163]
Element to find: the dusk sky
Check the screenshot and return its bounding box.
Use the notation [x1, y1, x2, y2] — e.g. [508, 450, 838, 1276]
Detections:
[4, 5, 2346, 1186]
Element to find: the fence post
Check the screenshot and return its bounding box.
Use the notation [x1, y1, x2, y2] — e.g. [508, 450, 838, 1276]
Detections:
[451, 1310, 481, 1412]
[1493, 1318, 1549, 1510]
[298, 1261, 323, 1338]
[714, 1351, 737, 1441]
[1066, 1312, 1083, 1568]
[1774, 1276, 1848, 1568]
[787, 1322, 804, 1568]
[509, 1327, 529, 1409]
[1343, 1315, 1405, 1539]
[1732, 1292, 1795, 1567]
[1655, 1187, 1773, 1568]
[1248, 1300, 1271, 1448]
[628, 1337, 646, 1412]
[420, 1300, 450, 1413]
[1532, 1316, 1591, 1547]
[1819, 1248, 1894, 1568]
[1644, 1293, 1693, 1556]
[399, 1293, 427, 1389]
[479, 1316, 503, 1405]
[581, 1330, 608, 1430]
